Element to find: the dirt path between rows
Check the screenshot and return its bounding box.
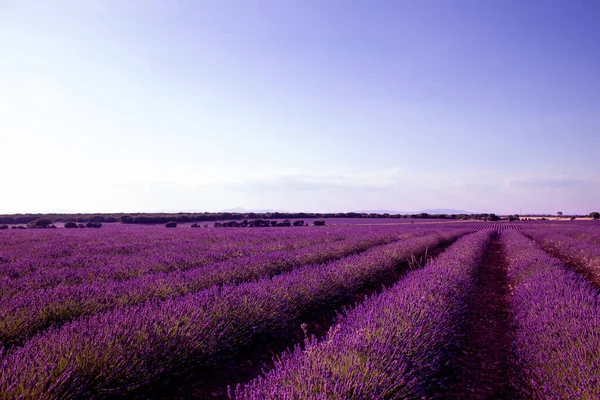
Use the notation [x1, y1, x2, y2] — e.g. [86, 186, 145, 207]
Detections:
[445, 236, 519, 399]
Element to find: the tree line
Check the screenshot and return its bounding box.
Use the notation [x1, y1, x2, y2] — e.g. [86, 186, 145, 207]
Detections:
[0, 212, 597, 226]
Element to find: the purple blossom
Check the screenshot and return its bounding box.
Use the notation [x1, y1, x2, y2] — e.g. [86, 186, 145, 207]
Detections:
[233, 230, 493, 399]
[503, 231, 600, 399]
[0, 227, 466, 398]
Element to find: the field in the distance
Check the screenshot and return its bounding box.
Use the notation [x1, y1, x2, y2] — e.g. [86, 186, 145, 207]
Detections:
[1, 219, 599, 399]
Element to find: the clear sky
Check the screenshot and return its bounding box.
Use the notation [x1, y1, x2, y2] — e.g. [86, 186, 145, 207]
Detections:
[1, 0, 599, 214]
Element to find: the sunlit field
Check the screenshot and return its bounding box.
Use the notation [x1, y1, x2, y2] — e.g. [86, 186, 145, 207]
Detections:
[1, 219, 600, 399]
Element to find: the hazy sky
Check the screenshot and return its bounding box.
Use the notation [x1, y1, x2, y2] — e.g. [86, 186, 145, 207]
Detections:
[1, 1, 599, 214]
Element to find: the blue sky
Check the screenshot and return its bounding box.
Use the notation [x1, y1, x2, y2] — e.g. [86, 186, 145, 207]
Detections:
[1, 0, 598, 214]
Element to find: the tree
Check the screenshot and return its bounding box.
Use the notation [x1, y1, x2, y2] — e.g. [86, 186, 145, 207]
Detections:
[487, 214, 500, 221]
[590, 212, 600, 220]
[27, 218, 53, 228]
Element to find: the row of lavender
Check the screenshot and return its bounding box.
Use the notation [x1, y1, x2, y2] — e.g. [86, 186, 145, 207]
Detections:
[232, 230, 600, 399]
[0, 227, 427, 347]
[3, 222, 598, 398]
[456, 220, 600, 235]
[0, 227, 306, 274]
[0, 227, 351, 288]
[0, 224, 432, 298]
[233, 229, 493, 398]
[0, 229, 464, 398]
[525, 228, 600, 286]
[503, 231, 600, 398]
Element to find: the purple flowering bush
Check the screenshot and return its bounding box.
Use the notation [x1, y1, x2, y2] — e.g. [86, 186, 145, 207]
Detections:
[0, 229, 465, 398]
[0, 228, 428, 347]
[233, 230, 493, 399]
[503, 231, 600, 399]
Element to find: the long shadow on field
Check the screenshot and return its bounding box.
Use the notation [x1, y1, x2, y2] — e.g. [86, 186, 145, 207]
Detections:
[115, 237, 460, 400]
[441, 235, 521, 400]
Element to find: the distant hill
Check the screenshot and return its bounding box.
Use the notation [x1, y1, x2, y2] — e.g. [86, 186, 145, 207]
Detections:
[353, 210, 410, 215]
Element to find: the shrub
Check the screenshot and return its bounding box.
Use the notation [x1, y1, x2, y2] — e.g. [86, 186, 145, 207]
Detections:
[64, 222, 77, 229]
[0, 224, 8, 230]
[250, 219, 270, 227]
[78, 224, 86, 229]
[313, 220, 326, 226]
[165, 221, 177, 228]
[590, 212, 600, 220]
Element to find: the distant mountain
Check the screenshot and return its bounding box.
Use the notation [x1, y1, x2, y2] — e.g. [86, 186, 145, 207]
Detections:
[353, 210, 410, 215]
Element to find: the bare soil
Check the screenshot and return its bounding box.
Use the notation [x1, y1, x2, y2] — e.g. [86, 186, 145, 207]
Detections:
[444, 237, 520, 399]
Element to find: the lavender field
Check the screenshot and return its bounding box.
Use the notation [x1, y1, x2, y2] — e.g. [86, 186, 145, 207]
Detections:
[1, 220, 600, 399]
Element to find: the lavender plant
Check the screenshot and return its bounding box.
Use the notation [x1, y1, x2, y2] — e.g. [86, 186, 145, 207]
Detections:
[233, 230, 493, 399]
[0, 230, 464, 399]
[0, 229, 424, 347]
[502, 231, 600, 399]
[526, 229, 600, 284]
[0, 225, 410, 297]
